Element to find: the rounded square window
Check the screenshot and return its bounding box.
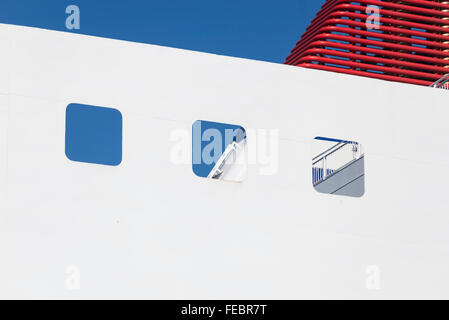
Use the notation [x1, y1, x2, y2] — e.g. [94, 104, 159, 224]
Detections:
[312, 137, 365, 198]
[192, 120, 247, 182]
[65, 103, 123, 166]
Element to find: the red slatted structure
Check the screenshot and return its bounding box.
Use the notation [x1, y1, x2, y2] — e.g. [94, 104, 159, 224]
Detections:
[284, 0, 449, 86]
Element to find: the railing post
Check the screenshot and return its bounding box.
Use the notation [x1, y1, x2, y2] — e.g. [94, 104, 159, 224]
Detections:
[352, 142, 358, 159]
[323, 156, 327, 180]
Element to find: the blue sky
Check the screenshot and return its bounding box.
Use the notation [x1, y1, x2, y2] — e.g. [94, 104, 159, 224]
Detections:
[0, 0, 324, 63]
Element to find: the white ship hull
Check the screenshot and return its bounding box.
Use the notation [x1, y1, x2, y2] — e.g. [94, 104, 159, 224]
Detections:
[1, 24, 449, 299]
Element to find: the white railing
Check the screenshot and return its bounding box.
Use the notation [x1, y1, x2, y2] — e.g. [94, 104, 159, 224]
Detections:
[430, 74, 449, 90]
[312, 141, 363, 185]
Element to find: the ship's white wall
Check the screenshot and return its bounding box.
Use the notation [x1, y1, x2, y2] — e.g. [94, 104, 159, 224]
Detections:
[1, 24, 449, 299]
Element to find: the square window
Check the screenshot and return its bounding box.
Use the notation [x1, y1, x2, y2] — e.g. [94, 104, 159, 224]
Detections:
[312, 137, 365, 198]
[192, 120, 247, 182]
[65, 103, 123, 166]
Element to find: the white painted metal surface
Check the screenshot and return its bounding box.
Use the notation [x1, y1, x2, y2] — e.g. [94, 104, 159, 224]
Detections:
[1, 24, 449, 299]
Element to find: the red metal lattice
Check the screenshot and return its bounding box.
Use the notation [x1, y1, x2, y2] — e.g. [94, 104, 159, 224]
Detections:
[285, 0, 449, 86]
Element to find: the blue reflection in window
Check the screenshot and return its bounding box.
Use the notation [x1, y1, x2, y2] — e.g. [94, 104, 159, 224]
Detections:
[192, 120, 246, 178]
[65, 103, 123, 166]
